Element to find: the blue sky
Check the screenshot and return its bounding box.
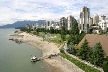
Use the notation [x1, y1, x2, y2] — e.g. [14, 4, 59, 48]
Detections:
[0, 0, 108, 25]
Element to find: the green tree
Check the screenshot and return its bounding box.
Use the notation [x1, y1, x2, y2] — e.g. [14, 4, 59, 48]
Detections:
[50, 27, 54, 34]
[60, 26, 66, 41]
[79, 31, 86, 42]
[68, 35, 80, 45]
[36, 28, 40, 36]
[106, 28, 108, 33]
[105, 56, 108, 61]
[102, 61, 108, 72]
[90, 43, 104, 66]
[27, 28, 31, 33]
[67, 42, 76, 55]
[70, 19, 79, 35]
[33, 31, 36, 35]
[20, 27, 28, 32]
[77, 39, 90, 60]
[88, 28, 93, 34]
[67, 19, 80, 45]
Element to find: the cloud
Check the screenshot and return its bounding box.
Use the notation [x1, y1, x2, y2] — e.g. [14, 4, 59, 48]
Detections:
[0, 0, 108, 25]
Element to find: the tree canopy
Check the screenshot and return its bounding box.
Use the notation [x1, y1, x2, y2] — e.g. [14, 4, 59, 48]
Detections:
[70, 19, 79, 35]
[67, 42, 76, 55]
[77, 39, 90, 60]
[60, 26, 66, 41]
[67, 19, 80, 45]
[90, 42, 104, 66]
[103, 60, 108, 72]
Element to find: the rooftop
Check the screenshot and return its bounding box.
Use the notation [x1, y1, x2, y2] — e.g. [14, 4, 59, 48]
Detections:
[78, 34, 108, 56]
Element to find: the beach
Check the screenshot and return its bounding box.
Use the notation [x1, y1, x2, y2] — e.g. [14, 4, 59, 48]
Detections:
[13, 32, 84, 72]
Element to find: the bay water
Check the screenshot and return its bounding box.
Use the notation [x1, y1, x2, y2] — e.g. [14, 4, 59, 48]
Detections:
[0, 29, 50, 72]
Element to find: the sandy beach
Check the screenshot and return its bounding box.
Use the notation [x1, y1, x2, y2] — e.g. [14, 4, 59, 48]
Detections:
[13, 32, 84, 72]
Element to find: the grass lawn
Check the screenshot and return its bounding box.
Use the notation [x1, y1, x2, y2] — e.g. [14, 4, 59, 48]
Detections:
[45, 34, 69, 45]
[39, 32, 44, 35]
[46, 33, 63, 44]
[32, 31, 69, 45]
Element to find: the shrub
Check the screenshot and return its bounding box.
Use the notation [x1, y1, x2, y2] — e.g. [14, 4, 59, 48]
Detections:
[102, 61, 108, 72]
[60, 49, 65, 53]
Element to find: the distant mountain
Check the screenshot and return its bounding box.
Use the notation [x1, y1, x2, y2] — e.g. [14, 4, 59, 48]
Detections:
[0, 20, 60, 28]
[0, 20, 46, 28]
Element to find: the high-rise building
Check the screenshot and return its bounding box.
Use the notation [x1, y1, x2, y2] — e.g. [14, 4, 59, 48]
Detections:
[101, 15, 106, 21]
[98, 15, 107, 31]
[67, 15, 75, 30]
[80, 6, 90, 33]
[44, 20, 50, 29]
[49, 20, 54, 30]
[93, 14, 99, 24]
[89, 17, 93, 25]
[60, 17, 67, 29]
[50, 20, 54, 25]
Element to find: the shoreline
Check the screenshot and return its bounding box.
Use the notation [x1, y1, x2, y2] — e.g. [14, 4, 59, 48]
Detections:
[12, 32, 84, 72]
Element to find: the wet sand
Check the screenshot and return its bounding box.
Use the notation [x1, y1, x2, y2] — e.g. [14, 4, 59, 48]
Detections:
[14, 32, 84, 72]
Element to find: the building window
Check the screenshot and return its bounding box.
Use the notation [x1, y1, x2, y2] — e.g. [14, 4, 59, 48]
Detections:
[83, 24, 84, 30]
[87, 24, 89, 28]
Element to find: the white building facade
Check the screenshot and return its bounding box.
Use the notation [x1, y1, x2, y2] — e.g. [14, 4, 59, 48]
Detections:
[60, 17, 67, 29]
[98, 15, 107, 31]
[44, 20, 50, 30]
[80, 6, 90, 33]
[89, 17, 93, 25]
[93, 14, 99, 24]
[67, 15, 75, 30]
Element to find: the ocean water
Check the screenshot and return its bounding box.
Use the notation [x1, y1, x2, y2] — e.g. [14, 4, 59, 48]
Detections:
[0, 29, 50, 72]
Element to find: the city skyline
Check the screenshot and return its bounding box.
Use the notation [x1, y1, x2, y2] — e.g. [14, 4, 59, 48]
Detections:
[0, 0, 108, 26]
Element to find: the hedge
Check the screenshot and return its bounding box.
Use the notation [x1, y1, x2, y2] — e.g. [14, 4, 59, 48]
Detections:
[60, 53, 100, 72]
